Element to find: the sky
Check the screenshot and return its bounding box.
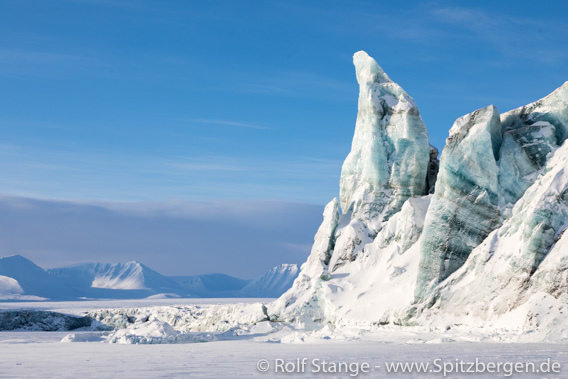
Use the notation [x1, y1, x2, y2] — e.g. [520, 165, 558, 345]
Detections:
[1, 0, 567, 276]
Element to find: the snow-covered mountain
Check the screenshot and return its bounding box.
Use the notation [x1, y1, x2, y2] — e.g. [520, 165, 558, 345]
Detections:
[0, 256, 297, 300]
[0, 255, 78, 300]
[239, 264, 299, 298]
[171, 274, 251, 297]
[268, 51, 568, 341]
[48, 261, 192, 299]
[0, 275, 23, 299]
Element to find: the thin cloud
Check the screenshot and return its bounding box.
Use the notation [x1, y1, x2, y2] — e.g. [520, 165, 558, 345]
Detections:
[227, 71, 355, 101]
[56, 0, 159, 12]
[303, 3, 568, 66]
[0, 195, 322, 277]
[0, 48, 90, 64]
[192, 119, 269, 130]
[0, 143, 21, 155]
[167, 155, 340, 178]
[170, 161, 247, 172]
[430, 6, 568, 64]
[0, 48, 102, 78]
[0, 145, 341, 203]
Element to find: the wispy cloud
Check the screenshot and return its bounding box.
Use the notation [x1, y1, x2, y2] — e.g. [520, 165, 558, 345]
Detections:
[429, 6, 568, 64]
[167, 155, 341, 178]
[192, 119, 268, 130]
[0, 142, 341, 204]
[0, 48, 86, 64]
[170, 161, 246, 172]
[0, 47, 103, 78]
[56, 0, 159, 12]
[292, 2, 568, 67]
[0, 143, 21, 155]
[208, 70, 355, 101]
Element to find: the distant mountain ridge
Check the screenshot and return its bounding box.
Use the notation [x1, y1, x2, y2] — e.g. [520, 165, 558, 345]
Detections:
[50, 261, 187, 291]
[0, 255, 79, 300]
[0, 255, 299, 301]
[171, 273, 251, 297]
[240, 264, 299, 298]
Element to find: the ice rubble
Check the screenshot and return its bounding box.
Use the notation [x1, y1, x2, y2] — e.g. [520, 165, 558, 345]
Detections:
[58, 53, 568, 344]
[0, 310, 99, 331]
[81, 303, 270, 344]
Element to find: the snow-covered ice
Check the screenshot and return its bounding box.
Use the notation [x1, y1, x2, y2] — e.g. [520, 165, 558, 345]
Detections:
[2, 338, 567, 378]
[1, 299, 568, 378]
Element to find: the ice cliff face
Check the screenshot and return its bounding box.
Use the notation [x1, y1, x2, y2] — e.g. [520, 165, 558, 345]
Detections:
[339, 51, 430, 222]
[416, 105, 503, 299]
[416, 83, 568, 300]
[329, 51, 431, 272]
[270, 51, 433, 323]
[270, 51, 568, 340]
[416, 134, 568, 340]
[499, 82, 568, 207]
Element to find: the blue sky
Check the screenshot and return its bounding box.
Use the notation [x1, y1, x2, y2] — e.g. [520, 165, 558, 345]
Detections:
[1, 0, 567, 276]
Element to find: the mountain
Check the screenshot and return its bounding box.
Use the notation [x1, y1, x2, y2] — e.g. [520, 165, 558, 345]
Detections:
[239, 264, 299, 298]
[0, 256, 297, 300]
[0, 255, 78, 300]
[0, 275, 22, 295]
[268, 51, 568, 340]
[0, 275, 23, 299]
[172, 265, 299, 298]
[48, 262, 192, 299]
[171, 274, 251, 297]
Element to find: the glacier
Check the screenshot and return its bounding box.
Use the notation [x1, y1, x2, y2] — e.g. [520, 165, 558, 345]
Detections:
[330, 51, 431, 273]
[269, 51, 436, 325]
[416, 105, 503, 299]
[266, 51, 568, 341]
[322, 51, 428, 280]
[339, 51, 430, 219]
